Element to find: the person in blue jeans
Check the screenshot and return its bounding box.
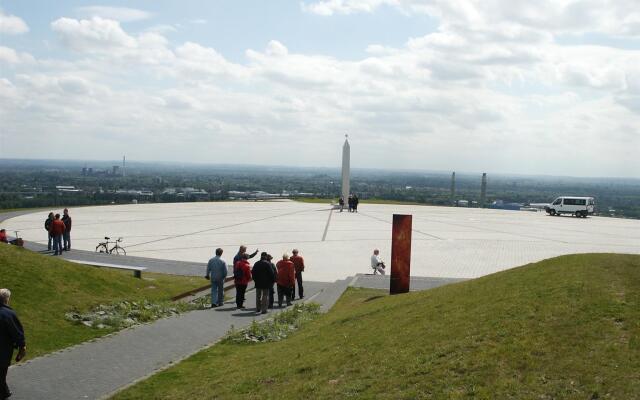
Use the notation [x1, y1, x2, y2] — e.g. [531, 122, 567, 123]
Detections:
[205, 248, 228, 308]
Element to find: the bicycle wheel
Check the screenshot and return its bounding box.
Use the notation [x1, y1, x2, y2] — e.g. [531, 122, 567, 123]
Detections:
[113, 246, 126, 256]
[96, 244, 108, 253]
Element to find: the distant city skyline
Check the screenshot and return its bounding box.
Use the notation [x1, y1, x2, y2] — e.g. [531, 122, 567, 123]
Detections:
[1, 1, 639, 178]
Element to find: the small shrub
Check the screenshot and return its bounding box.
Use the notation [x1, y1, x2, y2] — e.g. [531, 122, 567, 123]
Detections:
[224, 303, 321, 344]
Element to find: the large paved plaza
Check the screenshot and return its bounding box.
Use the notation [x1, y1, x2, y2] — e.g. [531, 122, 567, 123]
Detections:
[4, 201, 640, 281]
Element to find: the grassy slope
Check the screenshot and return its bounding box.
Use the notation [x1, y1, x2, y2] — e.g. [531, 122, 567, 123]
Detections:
[113, 254, 640, 399]
[0, 244, 205, 359]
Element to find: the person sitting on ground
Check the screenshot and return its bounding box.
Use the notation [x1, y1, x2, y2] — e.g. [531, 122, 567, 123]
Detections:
[205, 248, 228, 308]
[233, 253, 252, 309]
[252, 252, 276, 314]
[233, 245, 259, 266]
[0, 230, 7, 244]
[276, 254, 295, 307]
[371, 249, 386, 275]
[1, 288, 26, 400]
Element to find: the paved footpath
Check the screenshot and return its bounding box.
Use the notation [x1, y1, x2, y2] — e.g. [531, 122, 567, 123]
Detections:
[8, 281, 335, 400]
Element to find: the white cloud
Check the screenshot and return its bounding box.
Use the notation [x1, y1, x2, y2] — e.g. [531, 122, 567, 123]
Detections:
[0, 46, 34, 64]
[2, 6, 639, 177]
[51, 17, 137, 52]
[76, 6, 152, 22]
[50, 17, 174, 64]
[0, 10, 29, 34]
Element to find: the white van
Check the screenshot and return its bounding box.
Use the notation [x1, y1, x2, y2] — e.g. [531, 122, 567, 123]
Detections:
[545, 196, 595, 218]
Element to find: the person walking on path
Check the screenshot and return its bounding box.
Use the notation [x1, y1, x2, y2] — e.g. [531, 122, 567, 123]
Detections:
[252, 252, 276, 314]
[61, 208, 72, 251]
[1, 288, 26, 400]
[276, 254, 295, 307]
[44, 212, 54, 251]
[267, 254, 277, 309]
[205, 248, 228, 308]
[348, 195, 354, 212]
[339, 196, 345, 212]
[353, 194, 359, 212]
[233, 253, 252, 309]
[233, 245, 259, 266]
[49, 214, 66, 256]
[371, 249, 386, 275]
[290, 249, 305, 299]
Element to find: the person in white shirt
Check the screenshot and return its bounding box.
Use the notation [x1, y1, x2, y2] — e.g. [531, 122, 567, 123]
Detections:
[370, 249, 386, 275]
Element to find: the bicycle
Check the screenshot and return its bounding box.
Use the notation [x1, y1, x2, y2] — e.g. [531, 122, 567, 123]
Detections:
[95, 237, 127, 255]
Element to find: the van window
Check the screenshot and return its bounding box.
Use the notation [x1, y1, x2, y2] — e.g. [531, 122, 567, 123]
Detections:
[553, 198, 562, 205]
[563, 198, 586, 206]
[588, 199, 594, 205]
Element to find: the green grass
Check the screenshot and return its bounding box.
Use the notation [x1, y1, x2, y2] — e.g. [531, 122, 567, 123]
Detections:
[112, 253, 640, 399]
[0, 244, 206, 359]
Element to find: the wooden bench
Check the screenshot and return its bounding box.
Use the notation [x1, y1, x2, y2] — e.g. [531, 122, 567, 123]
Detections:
[66, 259, 147, 278]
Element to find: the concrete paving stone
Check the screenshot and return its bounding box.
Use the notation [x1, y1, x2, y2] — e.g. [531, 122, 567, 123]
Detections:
[4, 201, 639, 281]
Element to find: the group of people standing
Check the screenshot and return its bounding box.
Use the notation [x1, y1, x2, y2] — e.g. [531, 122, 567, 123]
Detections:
[206, 245, 306, 314]
[44, 209, 72, 256]
[338, 194, 359, 212]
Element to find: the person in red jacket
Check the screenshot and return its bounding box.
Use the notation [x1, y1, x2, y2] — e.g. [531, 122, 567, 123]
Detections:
[233, 253, 252, 309]
[276, 254, 295, 307]
[49, 214, 66, 256]
[290, 249, 305, 299]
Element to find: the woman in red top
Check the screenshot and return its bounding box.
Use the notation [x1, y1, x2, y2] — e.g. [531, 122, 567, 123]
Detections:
[233, 254, 252, 309]
[276, 254, 295, 307]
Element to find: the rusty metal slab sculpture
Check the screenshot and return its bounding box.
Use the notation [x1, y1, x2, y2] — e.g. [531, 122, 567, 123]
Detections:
[390, 214, 412, 294]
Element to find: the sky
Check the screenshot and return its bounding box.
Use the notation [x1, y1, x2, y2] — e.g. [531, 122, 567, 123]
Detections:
[0, 0, 639, 178]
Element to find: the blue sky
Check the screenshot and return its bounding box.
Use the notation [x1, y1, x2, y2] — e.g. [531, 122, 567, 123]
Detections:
[1, 1, 639, 177]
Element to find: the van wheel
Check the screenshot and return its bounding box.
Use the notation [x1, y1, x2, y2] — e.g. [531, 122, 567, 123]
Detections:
[581, 211, 588, 218]
[549, 209, 556, 215]
[575, 211, 582, 218]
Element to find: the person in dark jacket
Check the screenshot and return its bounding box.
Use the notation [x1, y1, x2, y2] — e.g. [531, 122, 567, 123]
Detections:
[251, 252, 276, 314]
[266, 254, 277, 309]
[0, 288, 26, 400]
[353, 194, 359, 212]
[44, 212, 54, 251]
[233, 253, 252, 309]
[61, 208, 72, 251]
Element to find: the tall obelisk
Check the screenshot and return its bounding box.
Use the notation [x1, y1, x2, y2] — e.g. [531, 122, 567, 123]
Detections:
[341, 135, 350, 201]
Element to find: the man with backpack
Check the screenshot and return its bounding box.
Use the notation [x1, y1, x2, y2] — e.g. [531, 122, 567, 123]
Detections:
[233, 253, 252, 309]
